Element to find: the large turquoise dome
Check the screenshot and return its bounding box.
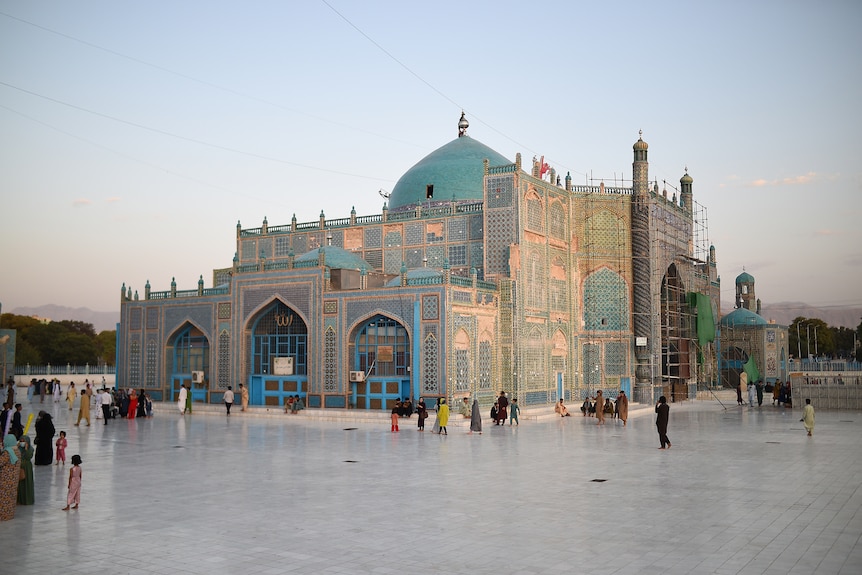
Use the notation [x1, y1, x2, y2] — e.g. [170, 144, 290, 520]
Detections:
[720, 307, 767, 327]
[387, 114, 510, 211]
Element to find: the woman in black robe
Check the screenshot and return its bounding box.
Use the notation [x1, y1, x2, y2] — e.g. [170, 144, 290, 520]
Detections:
[34, 411, 55, 465]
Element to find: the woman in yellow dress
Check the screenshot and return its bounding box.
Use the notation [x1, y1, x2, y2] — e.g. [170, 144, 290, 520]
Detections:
[66, 383, 77, 411]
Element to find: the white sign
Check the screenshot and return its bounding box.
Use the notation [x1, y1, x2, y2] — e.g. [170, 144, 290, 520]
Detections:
[273, 357, 294, 375]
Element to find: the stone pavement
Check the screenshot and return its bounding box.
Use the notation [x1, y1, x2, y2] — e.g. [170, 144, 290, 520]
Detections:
[2, 396, 860, 575]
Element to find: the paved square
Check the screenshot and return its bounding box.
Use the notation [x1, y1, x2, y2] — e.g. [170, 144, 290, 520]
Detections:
[3, 397, 860, 574]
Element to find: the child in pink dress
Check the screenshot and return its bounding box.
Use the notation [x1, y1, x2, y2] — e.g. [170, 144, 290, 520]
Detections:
[55, 431, 67, 465]
[390, 406, 400, 432]
[62, 454, 82, 510]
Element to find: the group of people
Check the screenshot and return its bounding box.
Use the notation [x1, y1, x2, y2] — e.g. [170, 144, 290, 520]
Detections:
[0, 409, 82, 520]
[736, 380, 793, 408]
[554, 390, 630, 427]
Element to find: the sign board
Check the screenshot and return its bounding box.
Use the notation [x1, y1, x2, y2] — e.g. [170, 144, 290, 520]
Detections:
[377, 346, 394, 362]
[636, 337, 648, 347]
[273, 357, 294, 375]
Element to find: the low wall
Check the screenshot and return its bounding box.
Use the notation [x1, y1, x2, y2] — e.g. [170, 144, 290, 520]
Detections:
[794, 384, 862, 410]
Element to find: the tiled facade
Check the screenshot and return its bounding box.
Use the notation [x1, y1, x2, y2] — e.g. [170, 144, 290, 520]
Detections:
[118, 118, 721, 410]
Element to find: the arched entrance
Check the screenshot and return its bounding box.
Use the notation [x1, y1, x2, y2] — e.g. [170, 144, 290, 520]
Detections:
[248, 301, 308, 407]
[351, 315, 410, 410]
[168, 323, 210, 404]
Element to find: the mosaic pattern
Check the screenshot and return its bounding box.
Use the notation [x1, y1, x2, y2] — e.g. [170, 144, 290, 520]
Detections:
[365, 227, 382, 249]
[165, 306, 212, 340]
[146, 308, 159, 330]
[454, 348, 469, 392]
[526, 194, 545, 233]
[422, 295, 438, 320]
[605, 340, 627, 375]
[130, 308, 141, 331]
[550, 278, 567, 311]
[448, 217, 467, 242]
[384, 248, 402, 274]
[485, 210, 515, 275]
[384, 230, 402, 248]
[217, 330, 230, 389]
[583, 268, 629, 331]
[525, 251, 547, 308]
[145, 339, 157, 388]
[453, 290, 472, 304]
[425, 245, 445, 269]
[583, 343, 601, 388]
[218, 302, 231, 320]
[405, 249, 424, 269]
[487, 177, 513, 208]
[242, 240, 256, 260]
[243, 285, 311, 321]
[469, 214, 484, 240]
[213, 269, 232, 287]
[129, 340, 140, 388]
[521, 328, 546, 391]
[345, 297, 412, 330]
[293, 235, 307, 255]
[422, 332, 439, 394]
[478, 340, 492, 389]
[448, 244, 467, 267]
[405, 222, 424, 246]
[470, 243, 483, 274]
[585, 210, 626, 255]
[550, 201, 567, 239]
[275, 236, 292, 257]
[324, 327, 337, 392]
[328, 229, 343, 248]
[324, 300, 338, 314]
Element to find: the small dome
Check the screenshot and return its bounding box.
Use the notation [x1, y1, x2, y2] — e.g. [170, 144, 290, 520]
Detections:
[295, 246, 370, 270]
[680, 172, 693, 185]
[385, 267, 443, 287]
[720, 307, 767, 327]
[735, 271, 755, 284]
[633, 135, 648, 151]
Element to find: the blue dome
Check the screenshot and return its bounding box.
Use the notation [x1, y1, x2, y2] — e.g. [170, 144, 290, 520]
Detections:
[388, 133, 510, 211]
[720, 307, 767, 327]
[295, 246, 370, 270]
[736, 271, 755, 284]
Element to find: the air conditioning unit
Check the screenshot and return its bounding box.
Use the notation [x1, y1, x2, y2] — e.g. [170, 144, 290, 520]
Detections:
[349, 371, 365, 382]
[191, 371, 204, 383]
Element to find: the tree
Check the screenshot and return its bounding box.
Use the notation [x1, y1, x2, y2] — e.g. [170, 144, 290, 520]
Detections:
[789, 317, 835, 359]
[95, 330, 117, 366]
[831, 326, 857, 359]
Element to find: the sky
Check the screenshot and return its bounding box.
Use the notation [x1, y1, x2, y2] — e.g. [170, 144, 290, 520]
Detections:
[1, 0, 861, 316]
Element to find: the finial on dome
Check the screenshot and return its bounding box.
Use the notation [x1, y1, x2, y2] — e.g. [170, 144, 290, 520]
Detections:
[458, 111, 469, 137]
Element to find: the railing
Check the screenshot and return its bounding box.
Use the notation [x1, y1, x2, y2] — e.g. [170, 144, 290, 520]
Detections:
[788, 360, 862, 373]
[14, 364, 116, 376]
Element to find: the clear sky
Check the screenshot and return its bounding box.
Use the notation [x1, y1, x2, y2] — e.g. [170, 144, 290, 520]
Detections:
[1, 0, 860, 316]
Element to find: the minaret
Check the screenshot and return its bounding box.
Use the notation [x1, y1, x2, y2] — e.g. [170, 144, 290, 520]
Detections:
[631, 131, 652, 401]
[680, 169, 693, 215]
[735, 271, 756, 311]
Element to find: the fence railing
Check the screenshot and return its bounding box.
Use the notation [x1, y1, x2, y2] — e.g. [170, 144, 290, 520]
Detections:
[14, 364, 116, 376]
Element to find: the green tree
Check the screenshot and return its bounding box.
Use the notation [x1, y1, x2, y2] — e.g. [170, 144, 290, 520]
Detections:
[789, 317, 835, 359]
[831, 326, 857, 359]
[95, 330, 117, 366]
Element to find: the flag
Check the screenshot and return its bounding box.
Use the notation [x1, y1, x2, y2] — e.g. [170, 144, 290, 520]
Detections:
[743, 354, 761, 384]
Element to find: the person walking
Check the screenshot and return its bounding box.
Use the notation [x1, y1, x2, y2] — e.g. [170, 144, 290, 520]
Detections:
[509, 398, 520, 426]
[655, 396, 671, 449]
[747, 383, 756, 407]
[34, 412, 55, 465]
[66, 382, 77, 411]
[437, 399, 449, 435]
[616, 390, 629, 427]
[239, 383, 249, 412]
[496, 391, 509, 426]
[390, 405, 400, 432]
[127, 389, 138, 419]
[62, 454, 83, 511]
[801, 399, 815, 436]
[593, 390, 606, 425]
[74, 385, 92, 426]
[224, 386, 235, 416]
[178, 384, 188, 414]
[0, 434, 21, 520]
[100, 389, 112, 424]
[756, 382, 764, 406]
[469, 399, 482, 434]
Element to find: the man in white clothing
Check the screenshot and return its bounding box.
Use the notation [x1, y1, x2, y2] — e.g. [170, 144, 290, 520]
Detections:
[100, 388, 113, 424]
[223, 386, 235, 416]
[178, 385, 188, 414]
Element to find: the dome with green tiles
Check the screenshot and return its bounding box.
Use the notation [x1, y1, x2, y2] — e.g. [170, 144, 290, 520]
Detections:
[720, 307, 767, 327]
[387, 113, 510, 211]
[735, 271, 755, 284]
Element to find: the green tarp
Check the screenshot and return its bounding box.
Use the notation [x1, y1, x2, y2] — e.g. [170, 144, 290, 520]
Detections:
[687, 292, 716, 346]
[743, 354, 762, 384]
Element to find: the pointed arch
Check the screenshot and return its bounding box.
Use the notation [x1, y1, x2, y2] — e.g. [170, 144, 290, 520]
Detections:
[583, 267, 629, 331]
[454, 328, 471, 393]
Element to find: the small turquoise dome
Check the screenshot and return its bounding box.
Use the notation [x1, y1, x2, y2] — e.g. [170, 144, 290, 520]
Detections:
[295, 246, 370, 270]
[735, 271, 755, 284]
[720, 307, 767, 327]
[388, 116, 510, 211]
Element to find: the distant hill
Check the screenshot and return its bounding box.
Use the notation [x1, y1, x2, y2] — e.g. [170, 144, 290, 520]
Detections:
[722, 301, 862, 329]
[10, 305, 120, 333]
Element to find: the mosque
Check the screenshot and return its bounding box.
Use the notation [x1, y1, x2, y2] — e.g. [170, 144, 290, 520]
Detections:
[116, 114, 721, 410]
